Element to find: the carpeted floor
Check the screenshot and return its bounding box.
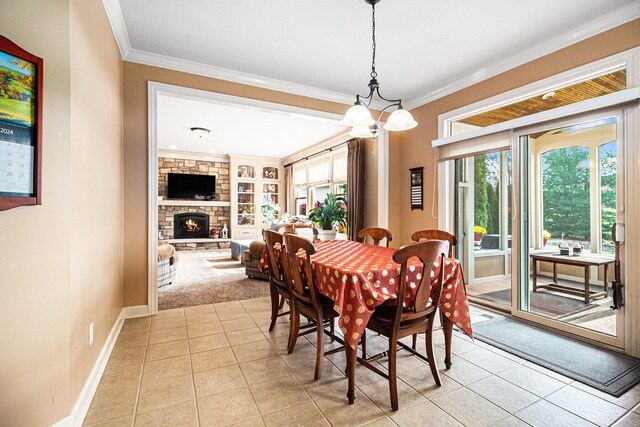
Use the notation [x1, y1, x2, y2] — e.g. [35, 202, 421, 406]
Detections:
[158, 249, 270, 310]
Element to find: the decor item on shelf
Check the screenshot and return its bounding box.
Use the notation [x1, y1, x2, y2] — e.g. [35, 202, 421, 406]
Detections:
[221, 223, 229, 239]
[0, 36, 43, 211]
[559, 241, 570, 256]
[308, 193, 347, 241]
[261, 203, 280, 224]
[340, 0, 417, 139]
[474, 226, 487, 242]
[543, 230, 551, 246]
[210, 228, 219, 238]
[240, 166, 249, 177]
[572, 242, 583, 255]
[190, 127, 210, 138]
[263, 169, 277, 179]
[238, 185, 244, 192]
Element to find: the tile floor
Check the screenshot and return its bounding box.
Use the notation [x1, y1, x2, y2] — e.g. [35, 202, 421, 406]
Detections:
[83, 297, 640, 427]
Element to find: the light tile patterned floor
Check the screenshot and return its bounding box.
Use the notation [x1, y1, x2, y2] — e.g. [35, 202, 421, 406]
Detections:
[83, 297, 640, 427]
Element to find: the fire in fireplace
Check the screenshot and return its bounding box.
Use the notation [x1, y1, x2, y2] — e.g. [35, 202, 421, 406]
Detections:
[174, 213, 209, 239]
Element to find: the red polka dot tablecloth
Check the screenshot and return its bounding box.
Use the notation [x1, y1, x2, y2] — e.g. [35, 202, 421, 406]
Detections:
[261, 240, 472, 349]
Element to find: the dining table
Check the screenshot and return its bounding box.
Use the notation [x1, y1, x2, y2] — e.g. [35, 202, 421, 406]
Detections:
[260, 239, 472, 404]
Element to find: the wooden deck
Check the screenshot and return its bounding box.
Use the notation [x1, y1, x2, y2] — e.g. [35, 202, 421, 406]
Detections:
[467, 277, 616, 336]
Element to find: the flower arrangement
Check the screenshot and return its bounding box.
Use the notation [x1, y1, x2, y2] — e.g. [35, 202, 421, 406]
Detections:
[261, 203, 280, 223]
[474, 225, 487, 242]
[543, 230, 551, 246]
[474, 226, 487, 234]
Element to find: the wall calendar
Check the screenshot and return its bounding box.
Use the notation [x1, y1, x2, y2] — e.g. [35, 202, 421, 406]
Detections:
[0, 35, 43, 211]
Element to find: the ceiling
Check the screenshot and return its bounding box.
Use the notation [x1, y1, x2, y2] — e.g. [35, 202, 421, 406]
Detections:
[157, 94, 347, 157]
[116, 0, 639, 106]
[459, 69, 627, 128]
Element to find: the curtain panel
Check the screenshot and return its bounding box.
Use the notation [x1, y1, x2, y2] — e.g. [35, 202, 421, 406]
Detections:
[347, 138, 365, 241]
[283, 165, 292, 214]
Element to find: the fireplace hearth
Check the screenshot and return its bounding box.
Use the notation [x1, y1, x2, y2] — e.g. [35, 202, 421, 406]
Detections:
[174, 213, 209, 239]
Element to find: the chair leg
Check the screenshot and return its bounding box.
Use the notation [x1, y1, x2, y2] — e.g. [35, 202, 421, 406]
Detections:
[315, 311, 324, 380]
[288, 303, 300, 354]
[329, 317, 335, 342]
[361, 329, 367, 359]
[268, 283, 279, 332]
[426, 327, 442, 386]
[388, 337, 399, 411]
[411, 334, 417, 350]
[279, 296, 286, 310]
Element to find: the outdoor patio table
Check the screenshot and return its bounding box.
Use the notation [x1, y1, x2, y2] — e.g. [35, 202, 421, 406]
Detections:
[261, 239, 472, 403]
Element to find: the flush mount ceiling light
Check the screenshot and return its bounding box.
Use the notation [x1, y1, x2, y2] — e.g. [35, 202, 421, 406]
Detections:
[542, 91, 556, 100]
[341, 0, 418, 138]
[190, 127, 211, 138]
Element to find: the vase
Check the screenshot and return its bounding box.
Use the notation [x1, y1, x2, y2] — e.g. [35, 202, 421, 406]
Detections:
[318, 230, 337, 241]
[543, 237, 548, 247]
[474, 232, 484, 242]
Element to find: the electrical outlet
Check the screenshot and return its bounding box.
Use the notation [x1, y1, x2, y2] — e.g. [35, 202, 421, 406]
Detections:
[89, 323, 94, 346]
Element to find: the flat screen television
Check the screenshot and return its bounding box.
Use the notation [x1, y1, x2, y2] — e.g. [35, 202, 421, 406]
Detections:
[168, 173, 216, 200]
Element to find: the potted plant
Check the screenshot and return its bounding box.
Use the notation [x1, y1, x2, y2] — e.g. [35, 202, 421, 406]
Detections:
[474, 225, 487, 242]
[543, 230, 551, 247]
[308, 193, 347, 240]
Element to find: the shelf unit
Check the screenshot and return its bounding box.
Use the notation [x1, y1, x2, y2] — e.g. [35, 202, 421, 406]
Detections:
[230, 156, 283, 240]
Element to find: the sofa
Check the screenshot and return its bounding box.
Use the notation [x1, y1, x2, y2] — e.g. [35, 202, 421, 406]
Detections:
[158, 242, 180, 287]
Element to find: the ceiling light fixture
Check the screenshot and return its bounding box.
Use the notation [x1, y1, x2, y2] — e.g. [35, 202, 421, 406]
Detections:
[341, 0, 417, 138]
[190, 127, 211, 138]
[542, 91, 556, 100]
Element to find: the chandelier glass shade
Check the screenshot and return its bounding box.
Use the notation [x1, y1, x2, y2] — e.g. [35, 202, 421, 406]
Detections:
[342, 0, 417, 138]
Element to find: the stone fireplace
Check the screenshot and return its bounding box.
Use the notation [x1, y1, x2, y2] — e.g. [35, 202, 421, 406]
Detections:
[174, 213, 210, 239]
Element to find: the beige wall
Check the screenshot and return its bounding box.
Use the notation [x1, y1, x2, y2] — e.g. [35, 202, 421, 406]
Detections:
[69, 0, 124, 404]
[123, 63, 355, 306]
[0, 1, 123, 425]
[391, 19, 640, 245]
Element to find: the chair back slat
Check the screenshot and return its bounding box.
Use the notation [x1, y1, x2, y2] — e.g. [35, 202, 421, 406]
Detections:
[263, 230, 285, 286]
[392, 240, 449, 316]
[410, 230, 456, 258]
[282, 234, 318, 304]
[277, 224, 295, 235]
[358, 227, 393, 247]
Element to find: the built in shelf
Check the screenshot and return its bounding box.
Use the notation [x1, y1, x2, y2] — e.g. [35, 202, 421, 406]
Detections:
[160, 238, 232, 244]
[158, 199, 231, 207]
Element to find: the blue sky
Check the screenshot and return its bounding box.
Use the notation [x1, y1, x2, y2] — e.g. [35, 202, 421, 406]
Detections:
[0, 51, 34, 76]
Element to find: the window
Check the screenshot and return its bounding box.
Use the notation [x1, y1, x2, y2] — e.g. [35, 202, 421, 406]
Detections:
[600, 141, 617, 254]
[287, 147, 348, 216]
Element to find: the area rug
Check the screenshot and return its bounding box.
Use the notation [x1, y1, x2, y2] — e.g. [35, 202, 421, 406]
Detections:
[473, 317, 640, 396]
[158, 249, 270, 310]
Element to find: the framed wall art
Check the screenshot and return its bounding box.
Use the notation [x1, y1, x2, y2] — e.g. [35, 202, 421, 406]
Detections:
[0, 35, 43, 211]
[410, 167, 423, 210]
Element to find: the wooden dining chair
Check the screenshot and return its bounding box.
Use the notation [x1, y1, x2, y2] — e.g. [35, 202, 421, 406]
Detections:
[263, 230, 291, 332]
[277, 223, 295, 235]
[358, 227, 393, 247]
[361, 240, 449, 411]
[410, 229, 456, 258]
[282, 233, 342, 380]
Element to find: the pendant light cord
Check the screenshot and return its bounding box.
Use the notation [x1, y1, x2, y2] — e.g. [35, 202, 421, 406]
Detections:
[370, 3, 377, 79]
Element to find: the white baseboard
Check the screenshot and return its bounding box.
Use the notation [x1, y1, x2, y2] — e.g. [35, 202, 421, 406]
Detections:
[50, 304, 150, 426]
[122, 304, 150, 318]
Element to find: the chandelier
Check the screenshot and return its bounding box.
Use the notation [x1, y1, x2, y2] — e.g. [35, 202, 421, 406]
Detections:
[341, 0, 417, 138]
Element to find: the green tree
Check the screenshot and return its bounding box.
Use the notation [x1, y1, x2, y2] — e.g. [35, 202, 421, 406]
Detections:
[486, 183, 499, 234]
[542, 147, 590, 240]
[474, 154, 488, 229]
[600, 141, 617, 241]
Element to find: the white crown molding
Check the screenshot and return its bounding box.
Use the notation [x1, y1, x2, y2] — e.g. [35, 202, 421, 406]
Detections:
[103, 0, 639, 115]
[101, 0, 131, 57]
[403, 0, 640, 110]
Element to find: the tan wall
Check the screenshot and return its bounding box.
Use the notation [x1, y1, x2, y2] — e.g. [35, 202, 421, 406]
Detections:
[123, 63, 354, 306]
[0, 1, 123, 425]
[69, 0, 124, 405]
[392, 19, 640, 245]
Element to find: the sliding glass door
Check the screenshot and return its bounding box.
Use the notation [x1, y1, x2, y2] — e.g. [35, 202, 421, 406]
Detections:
[513, 110, 625, 347]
